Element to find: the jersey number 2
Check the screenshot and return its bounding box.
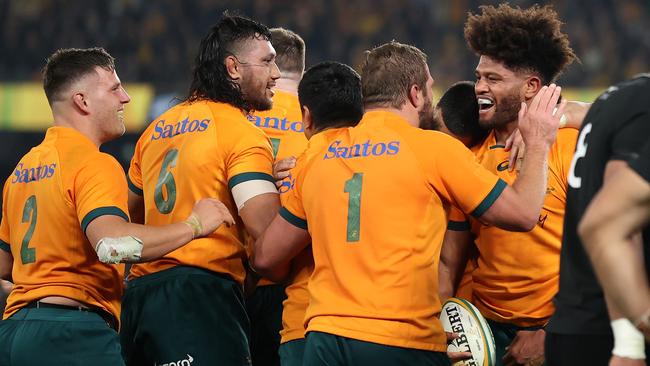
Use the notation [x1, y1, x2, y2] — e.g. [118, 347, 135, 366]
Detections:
[344, 173, 363, 242]
[21, 195, 37, 264]
[154, 149, 179, 214]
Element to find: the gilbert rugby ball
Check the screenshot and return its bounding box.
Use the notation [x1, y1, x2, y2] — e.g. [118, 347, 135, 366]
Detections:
[439, 297, 495, 366]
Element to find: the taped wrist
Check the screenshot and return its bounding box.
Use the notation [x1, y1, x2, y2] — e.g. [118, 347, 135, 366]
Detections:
[184, 213, 203, 239]
[95, 236, 143, 264]
[611, 318, 646, 359]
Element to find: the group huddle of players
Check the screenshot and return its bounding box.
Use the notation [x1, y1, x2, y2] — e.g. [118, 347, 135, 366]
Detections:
[0, 3, 649, 366]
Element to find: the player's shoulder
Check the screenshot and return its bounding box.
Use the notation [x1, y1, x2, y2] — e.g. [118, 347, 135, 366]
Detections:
[594, 74, 650, 109]
[412, 128, 468, 153]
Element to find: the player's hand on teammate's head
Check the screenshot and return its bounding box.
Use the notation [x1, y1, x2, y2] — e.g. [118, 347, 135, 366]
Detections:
[188, 198, 235, 238]
[273, 156, 296, 187]
[517, 84, 566, 148]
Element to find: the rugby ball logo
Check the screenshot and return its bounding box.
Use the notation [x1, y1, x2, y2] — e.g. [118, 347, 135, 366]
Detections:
[439, 297, 496, 366]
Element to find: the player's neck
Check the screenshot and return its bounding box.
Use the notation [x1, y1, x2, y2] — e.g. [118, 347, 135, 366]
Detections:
[52, 114, 102, 148]
[274, 74, 301, 96]
[493, 121, 518, 145]
[364, 105, 419, 127]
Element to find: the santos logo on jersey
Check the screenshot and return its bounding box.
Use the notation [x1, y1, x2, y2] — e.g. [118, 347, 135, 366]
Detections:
[323, 140, 400, 159]
[151, 118, 210, 140]
[248, 115, 303, 132]
[12, 162, 56, 184]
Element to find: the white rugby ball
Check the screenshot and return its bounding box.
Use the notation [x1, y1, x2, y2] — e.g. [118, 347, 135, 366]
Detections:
[439, 297, 495, 366]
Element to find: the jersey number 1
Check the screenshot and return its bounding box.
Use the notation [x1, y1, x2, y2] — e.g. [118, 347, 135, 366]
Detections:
[344, 173, 363, 242]
[154, 149, 179, 214]
[21, 195, 37, 264]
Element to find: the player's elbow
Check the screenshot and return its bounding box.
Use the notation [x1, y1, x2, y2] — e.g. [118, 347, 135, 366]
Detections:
[578, 217, 600, 250]
[514, 213, 538, 232]
[0, 266, 11, 282]
[251, 255, 286, 283]
[492, 213, 537, 232]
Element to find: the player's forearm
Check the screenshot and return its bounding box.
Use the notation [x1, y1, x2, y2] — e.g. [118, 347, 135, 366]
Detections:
[509, 143, 550, 228]
[110, 221, 194, 262]
[438, 230, 471, 300]
[131, 222, 194, 262]
[584, 230, 650, 321]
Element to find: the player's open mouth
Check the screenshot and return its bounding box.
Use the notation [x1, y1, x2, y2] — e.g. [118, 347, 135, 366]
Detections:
[477, 97, 494, 113]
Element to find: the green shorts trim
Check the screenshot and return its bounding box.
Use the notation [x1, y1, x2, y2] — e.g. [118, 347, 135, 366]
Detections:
[0, 307, 124, 366]
[303, 331, 450, 366]
[120, 265, 251, 366]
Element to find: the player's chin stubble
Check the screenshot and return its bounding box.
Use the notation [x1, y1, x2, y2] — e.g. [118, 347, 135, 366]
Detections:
[479, 93, 521, 130]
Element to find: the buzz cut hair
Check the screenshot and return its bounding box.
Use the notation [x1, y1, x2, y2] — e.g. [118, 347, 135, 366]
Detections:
[270, 27, 305, 74]
[42, 47, 115, 105]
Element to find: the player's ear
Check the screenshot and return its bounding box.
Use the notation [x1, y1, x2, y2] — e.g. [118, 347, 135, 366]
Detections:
[72, 92, 90, 115]
[225, 55, 241, 80]
[524, 76, 542, 100]
[302, 105, 314, 140]
[408, 83, 422, 109]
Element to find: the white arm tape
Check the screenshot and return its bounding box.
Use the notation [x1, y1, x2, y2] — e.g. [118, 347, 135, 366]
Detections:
[231, 179, 278, 210]
[611, 318, 646, 359]
[95, 236, 143, 264]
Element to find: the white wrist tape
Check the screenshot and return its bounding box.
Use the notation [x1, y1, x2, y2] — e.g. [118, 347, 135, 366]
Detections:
[611, 318, 646, 359]
[95, 236, 143, 264]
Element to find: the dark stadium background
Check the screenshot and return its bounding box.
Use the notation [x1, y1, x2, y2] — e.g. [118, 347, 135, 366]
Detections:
[0, 0, 649, 198]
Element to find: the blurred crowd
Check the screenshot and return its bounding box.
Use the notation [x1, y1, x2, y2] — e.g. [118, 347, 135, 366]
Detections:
[1, 0, 649, 93]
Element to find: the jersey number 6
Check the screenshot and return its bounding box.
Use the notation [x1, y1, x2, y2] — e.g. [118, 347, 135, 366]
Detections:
[154, 149, 179, 214]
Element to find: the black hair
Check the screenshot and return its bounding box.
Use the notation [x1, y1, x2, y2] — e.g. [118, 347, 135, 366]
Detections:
[187, 12, 271, 111]
[298, 61, 364, 130]
[464, 3, 576, 84]
[436, 81, 487, 146]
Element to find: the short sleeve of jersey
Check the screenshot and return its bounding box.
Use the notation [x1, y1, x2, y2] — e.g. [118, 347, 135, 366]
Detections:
[75, 153, 130, 234]
[0, 179, 11, 252]
[611, 112, 650, 162]
[447, 206, 470, 231]
[279, 156, 307, 231]
[226, 127, 275, 189]
[127, 136, 144, 196]
[427, 133, 505, 218]
[630, 141, 650, 184]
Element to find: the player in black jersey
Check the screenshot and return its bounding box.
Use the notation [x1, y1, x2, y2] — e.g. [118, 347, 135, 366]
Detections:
[546, 74, 650, 366]
[582, 140, 650, 340]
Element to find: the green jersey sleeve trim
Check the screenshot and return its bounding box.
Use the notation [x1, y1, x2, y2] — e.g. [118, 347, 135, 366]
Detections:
[228, 172, 275, 190]
[471, 179, 507, 218]
[0, 239, 10, 253]
[279, 207, 308, 231]
[81, 206, 129, 234]
[127, 175, 143, 196]
[447, 220, 470, 231]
